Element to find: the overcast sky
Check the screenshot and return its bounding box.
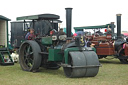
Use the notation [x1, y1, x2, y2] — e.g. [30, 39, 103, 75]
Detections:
[1, 0, 128, 32]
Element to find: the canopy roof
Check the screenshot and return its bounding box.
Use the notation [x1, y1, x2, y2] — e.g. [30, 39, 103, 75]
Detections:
[74, 24, 111, 30]
[17, 14, 60, 20]
[0, 15, 11, 21]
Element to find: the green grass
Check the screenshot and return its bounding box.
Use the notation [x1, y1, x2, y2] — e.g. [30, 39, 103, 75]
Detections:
[0, 58, 128, 85]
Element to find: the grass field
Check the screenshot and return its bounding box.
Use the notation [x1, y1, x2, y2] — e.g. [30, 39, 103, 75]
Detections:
[0, 58, 128, 85]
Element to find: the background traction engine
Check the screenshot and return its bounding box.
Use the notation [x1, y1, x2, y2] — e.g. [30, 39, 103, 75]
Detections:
[87, 14, 128, 64]
[19, 8, 100, 78]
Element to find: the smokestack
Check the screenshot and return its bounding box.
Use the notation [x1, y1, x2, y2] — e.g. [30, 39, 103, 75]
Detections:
[116, 14, 122, 39]
[65, 8, 73, 37]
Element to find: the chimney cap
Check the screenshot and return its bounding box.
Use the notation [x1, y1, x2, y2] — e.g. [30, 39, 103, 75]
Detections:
[65, 8, 73, 10]
[116, 14, 122, 16]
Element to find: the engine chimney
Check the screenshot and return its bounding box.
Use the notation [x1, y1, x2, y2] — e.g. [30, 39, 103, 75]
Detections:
[116, 14, 122, 39]
[65, 8, 73, 37]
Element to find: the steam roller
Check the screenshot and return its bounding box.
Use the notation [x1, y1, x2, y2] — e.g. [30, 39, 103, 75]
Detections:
[17, 7, 100, 78]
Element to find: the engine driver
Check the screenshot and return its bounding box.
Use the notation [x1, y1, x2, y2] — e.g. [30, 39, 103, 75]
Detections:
[58, 28, 66, 35]
[25, 28, 36, 40]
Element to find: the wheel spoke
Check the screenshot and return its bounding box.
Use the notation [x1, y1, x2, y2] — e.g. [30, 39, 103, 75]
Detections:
[23, 45, 33, 67]
[27, 45, 31, 53]
[29, 58, 33, 64]
[29, 52, 33, 55]
[25, 55, 33, 67]
[24, 58, 31, 67]
[24, 48, 27, 54]
[27, 58, 33, 67]
[24, 58, 28, 65]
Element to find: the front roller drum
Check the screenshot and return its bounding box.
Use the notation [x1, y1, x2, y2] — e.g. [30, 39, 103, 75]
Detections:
[63, 51, 100, 78]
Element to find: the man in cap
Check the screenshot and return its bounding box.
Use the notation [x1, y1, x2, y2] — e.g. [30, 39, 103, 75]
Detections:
[25, 28, 36, 40]
[58, 28, 66, 35]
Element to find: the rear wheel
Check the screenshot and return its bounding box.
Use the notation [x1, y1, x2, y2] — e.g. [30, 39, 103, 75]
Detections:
[19, 40, 42, 71]
[118, 47, 128, 64]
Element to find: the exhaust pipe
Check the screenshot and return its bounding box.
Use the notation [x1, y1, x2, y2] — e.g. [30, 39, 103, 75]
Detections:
[114, 14, 125, 51]
[65, 8, 73, 37]
[116, 14, 122, 39]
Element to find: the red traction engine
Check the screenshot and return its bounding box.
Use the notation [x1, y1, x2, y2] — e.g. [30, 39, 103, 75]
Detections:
[74, 14, 128, 64]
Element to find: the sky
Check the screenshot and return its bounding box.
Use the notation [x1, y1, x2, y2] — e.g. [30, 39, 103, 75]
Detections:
[1, 0, 128, 33]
